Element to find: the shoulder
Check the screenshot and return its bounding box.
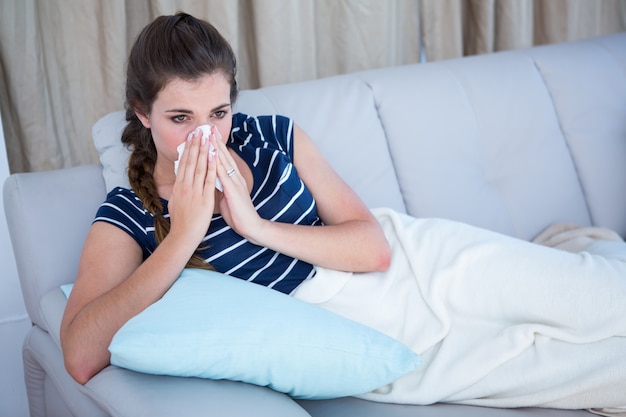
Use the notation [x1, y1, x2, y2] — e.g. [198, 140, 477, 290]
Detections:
[100, 187, 149, 214]
[94, 187, 157, 258]
[231, 113, 295, 155]
[232, 112, 293, 131]
[95, 187, 154, 229]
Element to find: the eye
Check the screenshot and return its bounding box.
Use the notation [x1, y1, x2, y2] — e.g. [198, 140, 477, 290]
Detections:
[213, 108, 230, 119]
[171, 115, 188, 123]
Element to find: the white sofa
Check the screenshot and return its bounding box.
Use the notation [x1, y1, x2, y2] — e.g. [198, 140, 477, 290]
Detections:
[4, 32, 625, 417]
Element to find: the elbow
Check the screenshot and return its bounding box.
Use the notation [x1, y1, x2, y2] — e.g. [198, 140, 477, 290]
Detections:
[62, 344, 105, 385]
[372, 241, 392, 272]
[60, 320, 110, 384]
[64, 356, 101, 385]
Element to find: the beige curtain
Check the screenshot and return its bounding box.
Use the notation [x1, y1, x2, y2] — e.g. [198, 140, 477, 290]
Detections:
[420, 0, 626, 60]
[0, 0, 624, 174]
[0, 0, 420, 173]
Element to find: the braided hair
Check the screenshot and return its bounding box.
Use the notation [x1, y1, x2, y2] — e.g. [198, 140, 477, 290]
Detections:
[121, 12, 238, 269]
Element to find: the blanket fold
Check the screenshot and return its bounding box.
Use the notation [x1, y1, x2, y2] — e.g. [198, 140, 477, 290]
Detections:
[533, 223, 624, 253]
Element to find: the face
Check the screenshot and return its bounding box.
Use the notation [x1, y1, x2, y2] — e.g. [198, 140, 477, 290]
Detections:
[136, 72, 233, 170]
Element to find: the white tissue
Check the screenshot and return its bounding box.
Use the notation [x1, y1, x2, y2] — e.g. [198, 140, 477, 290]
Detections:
[174, 124, 223, 191]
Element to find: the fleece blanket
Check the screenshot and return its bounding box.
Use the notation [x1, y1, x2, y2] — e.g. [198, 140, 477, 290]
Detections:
[293, 208, 626, 413]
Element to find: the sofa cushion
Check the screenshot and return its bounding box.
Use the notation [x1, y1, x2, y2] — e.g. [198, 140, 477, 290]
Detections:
[360, 53, 593, 241]
[522, 38, 626, 237]
[104, 269, 422, 400]
[234, 78, 407, 213]
[92, 110, 131, 192]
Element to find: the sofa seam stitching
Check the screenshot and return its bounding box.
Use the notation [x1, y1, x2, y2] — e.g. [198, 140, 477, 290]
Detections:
[519, 49, 594, 225]
[359, 77, 410, 214]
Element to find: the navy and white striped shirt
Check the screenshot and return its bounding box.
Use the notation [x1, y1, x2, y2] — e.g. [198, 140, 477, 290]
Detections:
[94, 113, 322, 294]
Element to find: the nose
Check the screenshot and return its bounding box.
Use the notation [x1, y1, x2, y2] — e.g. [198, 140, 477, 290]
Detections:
[194, 124, 213, 139]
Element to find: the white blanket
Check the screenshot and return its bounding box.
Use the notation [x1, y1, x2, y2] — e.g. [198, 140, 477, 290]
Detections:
[293, 208, 626, 412]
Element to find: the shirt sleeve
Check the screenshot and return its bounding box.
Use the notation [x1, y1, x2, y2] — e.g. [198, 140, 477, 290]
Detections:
[93, 187, 156, 259]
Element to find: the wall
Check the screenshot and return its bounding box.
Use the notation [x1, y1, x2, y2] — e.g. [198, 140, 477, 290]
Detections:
[0, 112, 30, 416]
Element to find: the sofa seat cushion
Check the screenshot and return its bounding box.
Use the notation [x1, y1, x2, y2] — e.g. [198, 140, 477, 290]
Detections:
[84, 367, 312, 417]
[297, 397, 597, 417]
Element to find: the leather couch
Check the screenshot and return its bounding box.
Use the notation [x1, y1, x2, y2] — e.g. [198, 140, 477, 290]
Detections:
[5, 32, 625, 417]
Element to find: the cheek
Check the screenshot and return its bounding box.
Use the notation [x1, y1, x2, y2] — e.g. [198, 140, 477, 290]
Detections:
[153, 124, 188, 159]
[216, 120, 232, 143]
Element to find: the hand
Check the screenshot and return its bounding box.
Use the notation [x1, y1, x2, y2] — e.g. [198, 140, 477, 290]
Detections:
[211, 129, 264, 241]
[168, 129, 217, 246]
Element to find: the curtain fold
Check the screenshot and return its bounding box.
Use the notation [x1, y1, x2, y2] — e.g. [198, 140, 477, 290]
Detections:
[463, 0, 535, 55]
[0, 1, 128, 172]
[0, 0, 624, 174]
[313, 0, 420, 79]
[419, 0, 626, 60]
[534, 0, 626, 44]
[419, 0, 464, 61]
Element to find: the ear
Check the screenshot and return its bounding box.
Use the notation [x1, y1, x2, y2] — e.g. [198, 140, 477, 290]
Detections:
[135, 110, 151, 129]
[131, 99, 151, 128]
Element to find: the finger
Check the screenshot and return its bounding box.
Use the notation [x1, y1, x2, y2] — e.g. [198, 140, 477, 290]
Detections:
[216, 151, 241, 187]
[193, 132, 212, 192]
[175, 131, 194, 184]
[214, 140, 243, 185]
[179, 129, 202, 183]
[214, 138, 229, 178]
[213, 127, 237, 167]
[203, 132, 218, 193]
[213, 156, 241, 200]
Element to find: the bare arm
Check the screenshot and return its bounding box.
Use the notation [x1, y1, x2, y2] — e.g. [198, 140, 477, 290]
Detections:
[61, 132, 216, 384]
[216, 124, 391, 272]
[60, 223, 192, 383]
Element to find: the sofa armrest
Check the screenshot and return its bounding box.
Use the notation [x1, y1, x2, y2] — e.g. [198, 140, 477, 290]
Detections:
[3, 164, 106, 329]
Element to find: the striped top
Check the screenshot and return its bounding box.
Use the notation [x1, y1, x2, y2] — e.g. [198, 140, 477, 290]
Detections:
[94, 113, 322, 294]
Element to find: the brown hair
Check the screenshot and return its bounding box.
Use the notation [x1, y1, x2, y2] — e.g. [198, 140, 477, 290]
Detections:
[121, 12, 238, 269]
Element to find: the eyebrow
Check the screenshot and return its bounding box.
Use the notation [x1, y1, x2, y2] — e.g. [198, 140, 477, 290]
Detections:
[165, 103, 231, 114]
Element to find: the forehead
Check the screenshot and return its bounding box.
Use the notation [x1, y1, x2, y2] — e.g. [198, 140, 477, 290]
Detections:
[156, 73, 231, 106]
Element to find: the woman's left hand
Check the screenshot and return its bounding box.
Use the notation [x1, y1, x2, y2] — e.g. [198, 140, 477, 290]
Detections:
[211, 130, 264, 240]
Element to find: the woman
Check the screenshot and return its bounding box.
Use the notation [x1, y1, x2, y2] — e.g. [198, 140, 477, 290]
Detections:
[60, 11, 390, 385]
[61, 12, 626, 411]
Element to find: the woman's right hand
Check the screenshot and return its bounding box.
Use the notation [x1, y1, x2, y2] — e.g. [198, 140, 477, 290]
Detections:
[167, 128, 217, 246]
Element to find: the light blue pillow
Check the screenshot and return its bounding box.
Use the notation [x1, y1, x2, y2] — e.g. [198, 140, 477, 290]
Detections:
[106, 269, 422, 399]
